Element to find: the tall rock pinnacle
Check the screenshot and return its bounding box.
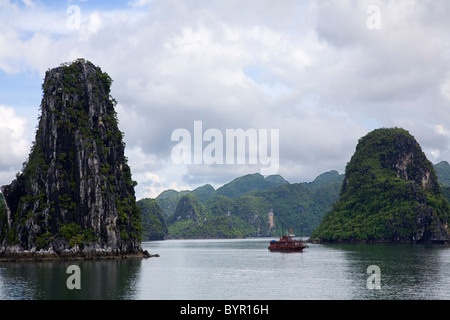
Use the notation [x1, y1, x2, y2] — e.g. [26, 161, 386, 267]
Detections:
[0, 59, 144, 259]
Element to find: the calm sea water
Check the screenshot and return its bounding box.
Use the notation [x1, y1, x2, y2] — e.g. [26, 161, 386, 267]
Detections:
[1, 238, 450, 300]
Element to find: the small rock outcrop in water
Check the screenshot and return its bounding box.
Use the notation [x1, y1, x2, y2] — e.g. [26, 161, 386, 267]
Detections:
[0, 59, 146, 260]
[311, 128, 450, 243]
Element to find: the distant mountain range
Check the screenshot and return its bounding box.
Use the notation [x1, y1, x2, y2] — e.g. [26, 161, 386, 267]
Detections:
[138, 160, 450, 240]
[155, 174, 289, 217]
[435, 161, 450, 186]
[138, 171, 344, 239]
[435, 160, 450, 208]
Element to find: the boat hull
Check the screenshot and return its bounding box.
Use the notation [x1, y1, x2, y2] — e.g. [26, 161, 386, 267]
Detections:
[268, 245, 306, 252]
[268, 234, 307, 252]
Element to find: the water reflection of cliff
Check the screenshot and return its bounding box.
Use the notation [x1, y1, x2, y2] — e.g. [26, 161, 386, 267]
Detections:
[0, 259, 142, 299]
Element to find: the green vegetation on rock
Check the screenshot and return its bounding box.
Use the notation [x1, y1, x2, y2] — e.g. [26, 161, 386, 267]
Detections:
[138, 198, 168, 240]
[435, 161, 450, 187]
[215, 173, 288, 198]
[311, 128, 450, 243]
[0, 59, 143, 257]
[139, 170, 343, 239]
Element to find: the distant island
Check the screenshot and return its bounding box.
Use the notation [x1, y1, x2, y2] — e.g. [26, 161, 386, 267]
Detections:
[311, 128, 450, 243]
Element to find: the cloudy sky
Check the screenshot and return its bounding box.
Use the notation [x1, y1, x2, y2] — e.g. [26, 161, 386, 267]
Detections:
[1, 0, 450, 199]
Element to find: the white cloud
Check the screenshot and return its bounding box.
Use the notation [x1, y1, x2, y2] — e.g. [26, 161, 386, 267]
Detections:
[85, 11, 103, 34]
[21, 0, 35, 8]
[128, 0, 154, 8]
[435, 125, 449, 137]
[0, 105, 31, 183]
[2, 0, 450, 198]
[440, 78, 450, 102]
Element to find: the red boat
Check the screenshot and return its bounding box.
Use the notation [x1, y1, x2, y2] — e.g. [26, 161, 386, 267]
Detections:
[268, 234, 307, 252]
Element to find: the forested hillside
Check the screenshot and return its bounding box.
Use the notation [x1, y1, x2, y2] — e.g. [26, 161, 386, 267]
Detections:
[311, 128, 450, 243]
[141, 171, 343, 239]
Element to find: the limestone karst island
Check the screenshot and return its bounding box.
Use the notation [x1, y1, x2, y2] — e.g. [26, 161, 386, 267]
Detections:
[311, 128, 450, 243]
[0, 59, 150, 260]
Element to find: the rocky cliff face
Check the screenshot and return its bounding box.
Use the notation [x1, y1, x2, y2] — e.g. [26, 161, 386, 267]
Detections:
[311, 128, 450, 243]
[0, 59, 144, 258]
